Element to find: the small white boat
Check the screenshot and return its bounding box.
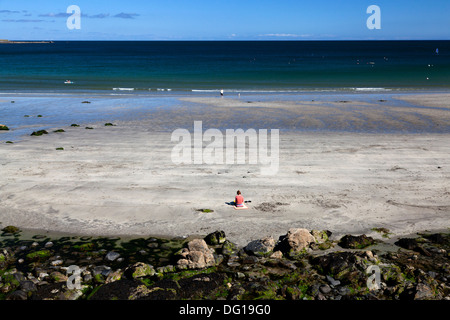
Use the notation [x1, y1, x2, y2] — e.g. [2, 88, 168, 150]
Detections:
[64, 80, 74, 84]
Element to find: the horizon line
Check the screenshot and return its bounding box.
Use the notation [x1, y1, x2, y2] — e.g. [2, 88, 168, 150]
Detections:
[3, 39, 450, 42]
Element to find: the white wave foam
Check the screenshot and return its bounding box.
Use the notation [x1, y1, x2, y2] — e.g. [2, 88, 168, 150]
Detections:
[352, 87, 392, 92]
[113, 88, 135, 91]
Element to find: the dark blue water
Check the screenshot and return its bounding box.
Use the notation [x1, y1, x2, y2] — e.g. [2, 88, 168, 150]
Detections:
[0, 41, 449, 93]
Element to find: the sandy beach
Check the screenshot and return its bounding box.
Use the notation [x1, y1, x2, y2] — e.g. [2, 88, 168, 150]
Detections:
[0, 93, 449, 246]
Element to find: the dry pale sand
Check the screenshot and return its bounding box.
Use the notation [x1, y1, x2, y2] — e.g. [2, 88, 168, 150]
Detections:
[0, 93, 449, 246]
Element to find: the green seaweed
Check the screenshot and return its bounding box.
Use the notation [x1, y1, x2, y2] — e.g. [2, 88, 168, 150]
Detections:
[26, 250, 52, 262]
[30, 130, 48, 136]
[197, 209, 214, 213]
[1, 226, 21, 234]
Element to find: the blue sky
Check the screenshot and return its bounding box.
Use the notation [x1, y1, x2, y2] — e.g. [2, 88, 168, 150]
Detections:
[0, 0, 449, 40]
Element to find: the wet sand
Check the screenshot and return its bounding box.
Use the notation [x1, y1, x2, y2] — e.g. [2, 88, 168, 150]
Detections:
[0, 93, 449, 246]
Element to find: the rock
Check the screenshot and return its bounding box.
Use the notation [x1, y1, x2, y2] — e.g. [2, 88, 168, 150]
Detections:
[311, 230, 332, 243]
[242, 255, 259, 264]
[50, 259, 63, 266]
[176, 239, 216, 269]
[414, 283, 434, 300]
[365, 250, 379, 263]
[157, 265, 176, 274]
[83, 274, 93, 283]
[277, 228, 315, 257]
[7, 290, 28, 300]
[26, 250, 52, 262]
[20, 280, 37, 293]
[44, 241, 53, 248]
[338, 234, 376, 249]
[186, 238, 207, 252]
[425, 233, 445, 244]
[395, 238, 431, 256]
[326, 275, 341, 287]
[124, 262, 155, 279]
[60, 287, 86, 300]
[105, 270, 123, 283]
[244, 236, 275, 257]
[187, 251, 207, 267]
[311, 252, 353, 280]
[30, 130, 48, 136]
[38, 272, 49, 281]
[88, 279, 154, 300]
[274, 259, 297, 271]
[270, 251, 283, 259]
[227, 255, 241, 268]
[2, 226, 21, 234]
[221, 240, 237, 256]
[415, 246, 432, 257]
[50, 271, 68, 283]
[105, 251, 120, 261]
[0, 124, 10, 131]
[204, 230, 226, 246]
[147, 242, 159, 249]
[92, 265, 112, 277]
[320, 284, 332, 294]
[395, 238, 418, 250]
[281, 285, 303, 300]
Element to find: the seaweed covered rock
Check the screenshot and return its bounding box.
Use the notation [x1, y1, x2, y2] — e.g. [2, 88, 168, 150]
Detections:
[0, 124, 9, 131]
[338, 234, 376, 249]
[394, 238, 431, 256]
[1, 226, 21, 234]
[311, 230, 332, 243]
[204, 230, 226, 246]
[124, 262, 155, 279]
[310, 251, 367, 284]
[30, 130, 48, 136]
[221, 240, 238, 256]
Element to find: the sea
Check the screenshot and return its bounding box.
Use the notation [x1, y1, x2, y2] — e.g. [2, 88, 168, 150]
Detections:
[0, 41, 449, 139]
[0, 41, 449, 94]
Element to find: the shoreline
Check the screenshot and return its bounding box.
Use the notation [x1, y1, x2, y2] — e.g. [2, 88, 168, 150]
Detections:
[4, 224, 448, 249]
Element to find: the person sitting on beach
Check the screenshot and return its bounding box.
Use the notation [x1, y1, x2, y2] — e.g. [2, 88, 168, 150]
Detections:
[235, 190, 244, 207]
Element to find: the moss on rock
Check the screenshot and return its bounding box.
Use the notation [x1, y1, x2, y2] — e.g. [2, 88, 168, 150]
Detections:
[2, 226, 21, 234]
[30, 130, 48, 136]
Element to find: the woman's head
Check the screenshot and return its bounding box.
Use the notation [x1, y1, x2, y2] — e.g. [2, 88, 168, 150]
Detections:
[237, 190, 241, 195]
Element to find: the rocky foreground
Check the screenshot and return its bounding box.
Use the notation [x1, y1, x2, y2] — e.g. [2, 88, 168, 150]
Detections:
[0, 226, 449, 300]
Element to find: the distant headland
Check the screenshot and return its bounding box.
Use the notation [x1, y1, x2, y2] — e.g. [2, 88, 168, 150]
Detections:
[0, 39, 53, 44]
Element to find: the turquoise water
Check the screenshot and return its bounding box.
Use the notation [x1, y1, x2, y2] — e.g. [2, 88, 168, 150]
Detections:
[0, 41, 449, 93]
